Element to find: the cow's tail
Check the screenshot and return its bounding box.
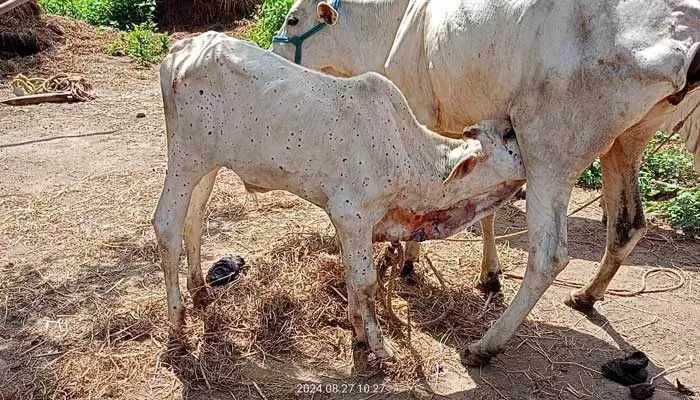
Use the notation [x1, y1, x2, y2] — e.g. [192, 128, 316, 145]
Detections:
[663, 43, 700, 171]
[674, 93, 700, 171]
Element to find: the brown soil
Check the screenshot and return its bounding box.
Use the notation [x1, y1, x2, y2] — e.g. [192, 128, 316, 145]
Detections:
[1, 18, 699, 400]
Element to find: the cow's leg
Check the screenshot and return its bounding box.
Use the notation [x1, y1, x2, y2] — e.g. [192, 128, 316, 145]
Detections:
[401, 241, 420, 276]
[461, 174, 572, 366]
[567, 130, 651, 312]
[600, 196, 607, 226]
[477, 214, 502, 294]
[330, 209, 392, 359]
[183, 168, 220, 309]
[153, 167, 205, 336]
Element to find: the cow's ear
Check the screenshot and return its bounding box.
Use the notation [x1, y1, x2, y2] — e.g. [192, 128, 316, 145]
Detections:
[317, 1, 339, 25]
[462, 125, 480, 140]
[442, 154, 478, 185]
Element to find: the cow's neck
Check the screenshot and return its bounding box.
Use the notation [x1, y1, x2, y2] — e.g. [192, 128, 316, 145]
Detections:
[326, 0, 412, 76]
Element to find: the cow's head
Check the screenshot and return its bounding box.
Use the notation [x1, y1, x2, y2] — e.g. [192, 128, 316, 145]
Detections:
[271, 0, 409, 77]
[443, 120, 526, 187]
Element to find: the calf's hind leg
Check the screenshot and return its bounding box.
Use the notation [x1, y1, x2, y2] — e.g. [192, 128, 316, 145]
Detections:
[183, 167, 220, 309]
[153, 166, 207, 336]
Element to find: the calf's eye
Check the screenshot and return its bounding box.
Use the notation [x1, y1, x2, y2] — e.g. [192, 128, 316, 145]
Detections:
[503, 127, 516, 140]
[288, 16, 299, 26]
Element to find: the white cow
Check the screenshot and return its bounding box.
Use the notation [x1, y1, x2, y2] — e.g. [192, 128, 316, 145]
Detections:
[271, 0, 700, 365]
[153, 32, 526, 358]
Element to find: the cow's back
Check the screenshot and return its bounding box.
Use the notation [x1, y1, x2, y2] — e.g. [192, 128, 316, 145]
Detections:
[392, 0, 697, 137]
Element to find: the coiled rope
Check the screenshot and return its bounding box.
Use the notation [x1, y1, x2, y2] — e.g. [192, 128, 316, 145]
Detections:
[10, 73, 96, 101]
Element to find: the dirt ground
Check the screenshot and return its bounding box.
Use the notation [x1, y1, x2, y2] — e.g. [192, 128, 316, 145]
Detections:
[1, 26, 700, 400]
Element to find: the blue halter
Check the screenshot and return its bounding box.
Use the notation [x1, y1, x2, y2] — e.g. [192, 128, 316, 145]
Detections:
[272, 0, 342, 64]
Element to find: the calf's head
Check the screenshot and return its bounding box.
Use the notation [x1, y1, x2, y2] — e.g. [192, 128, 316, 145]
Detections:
[443, 120, 526, 190]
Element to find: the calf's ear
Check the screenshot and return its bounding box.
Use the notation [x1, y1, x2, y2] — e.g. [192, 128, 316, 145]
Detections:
[442, 154, 478, 185]
[317, 2, 339, 25]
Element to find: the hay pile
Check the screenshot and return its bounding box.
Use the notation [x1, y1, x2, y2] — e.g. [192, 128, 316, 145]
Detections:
[157, 0, 260, 27]
[0, 5, 118, 76]
[0, 0, 53, 59]
[0, 161, 530, 398]
[0, 0, 41, 20]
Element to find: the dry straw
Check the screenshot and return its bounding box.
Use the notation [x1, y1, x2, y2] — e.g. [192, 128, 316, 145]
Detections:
[157, 0, 260, 26]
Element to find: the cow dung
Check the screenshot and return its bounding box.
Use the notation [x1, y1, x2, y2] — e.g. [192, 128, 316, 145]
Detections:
[206, 255, 246, 287]
[629, 383, 655, 400]
[601, 351, 649, 386]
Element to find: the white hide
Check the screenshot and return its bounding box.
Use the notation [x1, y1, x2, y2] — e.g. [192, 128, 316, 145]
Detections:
[271, 0, 700, 364]
[154, 32, 526, 357]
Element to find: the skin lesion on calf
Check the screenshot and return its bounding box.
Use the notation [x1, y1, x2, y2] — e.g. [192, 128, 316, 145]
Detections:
[373, 203, 474, 243]
[372, 184, 520, 243]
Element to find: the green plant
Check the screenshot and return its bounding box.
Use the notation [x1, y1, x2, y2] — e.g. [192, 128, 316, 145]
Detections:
[578, 132, 697, 191]
[577, 131, 699, 230]
[578, 158, 602, 187]
[250, 0, 295, 49]
[39, 0, 155, 29]
[108, 22, 169, 63]
[106, 0, 156, 30]
[657, 187, 700, 229]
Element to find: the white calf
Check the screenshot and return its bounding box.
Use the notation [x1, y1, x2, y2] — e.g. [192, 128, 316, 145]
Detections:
[153, 32, 525, 357]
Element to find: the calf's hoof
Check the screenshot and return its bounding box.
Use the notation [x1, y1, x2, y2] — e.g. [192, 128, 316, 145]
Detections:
[372, 341, 395, 360]
[564, 291, 597, 315]
[460, 344, 493, 367]
[400, 260, 415, 277]
[166, 332, 189, 356]
[192, 287, 213, 310]
[476, 272, 501, 295]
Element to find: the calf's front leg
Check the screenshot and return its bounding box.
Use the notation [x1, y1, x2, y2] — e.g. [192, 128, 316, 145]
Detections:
[331, 210, 392, 359]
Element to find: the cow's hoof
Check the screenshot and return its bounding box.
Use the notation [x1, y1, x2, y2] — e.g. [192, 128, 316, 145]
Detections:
[460, 345, 493, 367]
[476, 272, 501, 295]
[192, 288, 213, 310]
[400, 260, 415, 277]
[564, 292, 597, 315]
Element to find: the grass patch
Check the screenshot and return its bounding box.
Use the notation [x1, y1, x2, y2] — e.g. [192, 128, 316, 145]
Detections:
[39, 0, 156, 30]
[250, 0, 294, 49]
[106, 22, 169, 64]
[578, 132, 699, 230]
